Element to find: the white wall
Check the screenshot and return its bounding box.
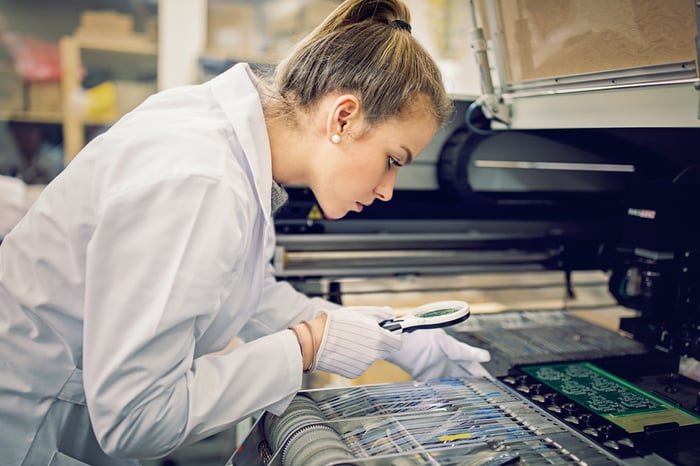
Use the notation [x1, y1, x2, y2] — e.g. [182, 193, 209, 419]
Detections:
[157, 0, 207, 90]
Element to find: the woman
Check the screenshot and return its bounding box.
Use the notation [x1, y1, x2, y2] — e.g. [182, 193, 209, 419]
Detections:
[0, 0, 489, 464]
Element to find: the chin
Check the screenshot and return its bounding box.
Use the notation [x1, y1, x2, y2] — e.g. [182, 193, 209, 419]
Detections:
[323, 211, 346, 220]
[317, 200, 351, 220]
[320, 204, 350, 220]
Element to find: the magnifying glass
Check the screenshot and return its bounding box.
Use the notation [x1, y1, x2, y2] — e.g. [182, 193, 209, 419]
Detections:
[379, 300, 470, 333]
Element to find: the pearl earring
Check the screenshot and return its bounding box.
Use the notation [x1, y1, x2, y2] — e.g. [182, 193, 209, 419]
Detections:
[331, 134, 341, 144]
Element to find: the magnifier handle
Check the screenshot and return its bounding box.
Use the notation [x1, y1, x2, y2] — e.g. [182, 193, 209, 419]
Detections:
[379, 319, 404, 332]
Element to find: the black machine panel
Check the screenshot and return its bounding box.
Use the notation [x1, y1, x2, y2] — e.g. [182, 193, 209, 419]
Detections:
[268, 105, 700, 466]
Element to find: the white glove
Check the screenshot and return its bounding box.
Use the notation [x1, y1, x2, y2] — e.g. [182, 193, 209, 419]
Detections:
[315, 306, 402, 379]
[386, 328, 491, 381]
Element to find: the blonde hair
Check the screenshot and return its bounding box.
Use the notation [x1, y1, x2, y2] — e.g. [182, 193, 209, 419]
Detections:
[268, 0, 453, 127]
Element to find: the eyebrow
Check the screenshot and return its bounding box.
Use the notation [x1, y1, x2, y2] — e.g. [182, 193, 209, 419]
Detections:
[402, 146, 414, 165]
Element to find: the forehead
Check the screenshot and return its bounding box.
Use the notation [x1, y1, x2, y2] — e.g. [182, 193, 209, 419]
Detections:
[383, 95, 438, 134]
[378, 109, 438, 143]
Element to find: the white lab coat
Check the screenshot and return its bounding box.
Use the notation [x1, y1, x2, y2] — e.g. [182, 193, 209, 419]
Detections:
[0, 64, 332, 465]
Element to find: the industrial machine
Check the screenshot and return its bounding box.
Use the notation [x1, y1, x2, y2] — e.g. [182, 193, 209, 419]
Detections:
[233, 1, 700, 464]
[232, 369, 700, 466]
[238, 114, 700, 466]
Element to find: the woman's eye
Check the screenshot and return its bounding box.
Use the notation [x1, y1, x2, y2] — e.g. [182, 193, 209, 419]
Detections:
[387, 156, 403, 169]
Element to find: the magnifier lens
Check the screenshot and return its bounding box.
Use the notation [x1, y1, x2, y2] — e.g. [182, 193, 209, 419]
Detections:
[381, 301, 469, 333]
[416, 307, 461, 318]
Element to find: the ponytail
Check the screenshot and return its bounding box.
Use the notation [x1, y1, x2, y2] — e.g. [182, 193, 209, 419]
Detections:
[270, 0, 452, 127]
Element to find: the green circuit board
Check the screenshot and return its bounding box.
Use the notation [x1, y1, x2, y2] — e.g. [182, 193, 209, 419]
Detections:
[521, 362, 700, 433]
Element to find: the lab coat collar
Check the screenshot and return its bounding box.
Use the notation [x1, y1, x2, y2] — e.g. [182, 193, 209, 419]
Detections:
[210, 63, 273, 224]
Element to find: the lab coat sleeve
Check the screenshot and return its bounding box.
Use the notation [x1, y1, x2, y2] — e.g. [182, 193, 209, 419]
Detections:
[239, 263, 338, 340]
[238, 226, 339, 341]
[83, 176, 303, 458]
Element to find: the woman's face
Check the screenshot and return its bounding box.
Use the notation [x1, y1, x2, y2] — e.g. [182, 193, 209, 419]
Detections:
[313, 106, 437, 220]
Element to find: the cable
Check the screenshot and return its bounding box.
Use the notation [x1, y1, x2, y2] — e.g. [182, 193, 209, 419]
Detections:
[671, 164, 700, 183]
[465, 99, 497, 136]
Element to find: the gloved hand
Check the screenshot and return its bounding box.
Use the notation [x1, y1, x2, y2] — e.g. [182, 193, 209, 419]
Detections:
[386, 328, 491, 381]
[315, 306, 402, 379]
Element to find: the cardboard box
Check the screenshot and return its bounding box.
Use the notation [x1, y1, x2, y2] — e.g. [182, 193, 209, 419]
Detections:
[79, 10, 134, 35]
[207, 2, 256, 58]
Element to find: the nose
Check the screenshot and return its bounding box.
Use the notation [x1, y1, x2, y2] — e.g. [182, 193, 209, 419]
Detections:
[374, 172, 396, 202]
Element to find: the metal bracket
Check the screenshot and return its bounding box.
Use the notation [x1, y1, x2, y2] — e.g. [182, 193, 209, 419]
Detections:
[480, 93, 511, 125]
[468, 0, 511, 126]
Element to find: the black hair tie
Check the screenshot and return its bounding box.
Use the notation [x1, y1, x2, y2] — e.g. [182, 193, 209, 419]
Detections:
[389, 19, 412, 33]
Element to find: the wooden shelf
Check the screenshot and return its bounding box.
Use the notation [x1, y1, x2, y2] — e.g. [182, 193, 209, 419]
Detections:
[60, 33, 158, 162]
[72, 33, 158, 55]
[0, 110, 63, 124]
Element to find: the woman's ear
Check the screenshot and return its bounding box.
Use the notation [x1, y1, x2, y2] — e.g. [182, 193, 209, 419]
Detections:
[326, 94, 361, 143]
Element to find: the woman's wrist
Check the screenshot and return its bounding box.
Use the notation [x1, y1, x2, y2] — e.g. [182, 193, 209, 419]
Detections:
[309, 313, 327, 347]
[289, 324, 313, 371]
[289, 314, 327, 373]
[300, 321, 317, 372]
